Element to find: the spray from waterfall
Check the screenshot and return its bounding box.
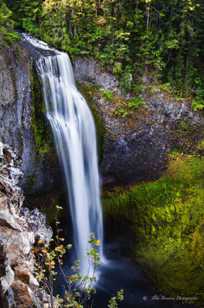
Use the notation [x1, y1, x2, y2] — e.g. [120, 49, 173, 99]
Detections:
[22, 34, 104, 277]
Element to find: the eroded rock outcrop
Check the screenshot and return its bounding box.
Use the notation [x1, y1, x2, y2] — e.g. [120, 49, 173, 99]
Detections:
[100, 90, 204, 185]
[75, 60, 204, 185]
[0, 142, 52, 307]
[0, 41, 59, 194]
[74, 58, 120, 93]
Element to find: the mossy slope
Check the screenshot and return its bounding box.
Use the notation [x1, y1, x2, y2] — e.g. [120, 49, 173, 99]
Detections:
[104, 153, 204, 304]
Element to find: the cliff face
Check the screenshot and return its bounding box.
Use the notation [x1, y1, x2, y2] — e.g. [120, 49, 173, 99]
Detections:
[0, 41, 59, 195]
[0, 142, 52, 307]
[1, 40, 204, 194]
[75, 59, 204, 186]
[99, 92, 204, 185]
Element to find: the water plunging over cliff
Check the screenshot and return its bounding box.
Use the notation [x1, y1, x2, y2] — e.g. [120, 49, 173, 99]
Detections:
[23, 34, 103, 277]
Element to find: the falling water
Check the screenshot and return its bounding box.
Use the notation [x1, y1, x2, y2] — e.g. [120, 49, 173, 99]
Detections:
[23, 35, 103, 277]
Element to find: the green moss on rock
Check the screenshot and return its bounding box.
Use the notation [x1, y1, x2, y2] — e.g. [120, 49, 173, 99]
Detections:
[104, 153, 204, 304]
[171, 118, 204, 155]
[31, 67, 54, 156]
[197, 139, 204, 152]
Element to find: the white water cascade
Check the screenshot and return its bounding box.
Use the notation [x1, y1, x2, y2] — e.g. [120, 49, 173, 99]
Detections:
[23, 35, 104, 277]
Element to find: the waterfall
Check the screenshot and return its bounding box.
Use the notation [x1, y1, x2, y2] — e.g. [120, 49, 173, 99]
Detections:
[23, 35, 103, 277]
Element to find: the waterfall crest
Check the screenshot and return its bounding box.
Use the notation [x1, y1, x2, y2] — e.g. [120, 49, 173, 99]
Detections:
[23, 34, 103, 277]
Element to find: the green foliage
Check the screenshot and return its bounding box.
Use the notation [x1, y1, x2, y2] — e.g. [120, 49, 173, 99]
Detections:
[114, 107, 129, 118]
[100, 89, 113, 102]
[81, 82, 145, 119]
[0, 2, 19, 43]
[114, 96, 145, 118]
[192, 76, 204, 111]
[119, 66, 133, 93]
[34, 205, 124, 307]
[127, 97, 144, 110]
[103, 154, 204, 303]
[39, 0, 71, 51]
[6, 0, 204, 96]
[159, 83, 172, 94]
[108, 290, 124, 308]
[132, 83, 144, 95]
[113, 62, 122, 76]
[196, 139, 204, 151]
[192, 98, 204, 111]
[10, 0, 42, 35]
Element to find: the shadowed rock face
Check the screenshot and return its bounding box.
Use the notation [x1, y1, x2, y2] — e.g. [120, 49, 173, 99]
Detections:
[101, 124, 169, 184]
[0, 41, 59, 194]
[100, 92, 204, 186]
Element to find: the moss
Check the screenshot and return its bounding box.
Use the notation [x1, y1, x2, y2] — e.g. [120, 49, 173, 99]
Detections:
[78, 82, 105, 162]
[103, 153, 204, 304]
[100, 89, 114, 101]
[31, 67, 54, 156]
[197, 139, 204, 151]
[79, 82, 147, 138]
[173, 119, 204, 154]
[100, 89, 147, 118]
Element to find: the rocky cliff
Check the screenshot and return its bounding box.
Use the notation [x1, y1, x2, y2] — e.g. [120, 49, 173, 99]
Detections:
[0, 142, 52, 307]
[1, 40, 204, 194]
[75, 59, 204, 185]
[0, 40, 59, 194]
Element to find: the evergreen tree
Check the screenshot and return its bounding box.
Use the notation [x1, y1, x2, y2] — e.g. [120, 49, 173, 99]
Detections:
[4, 0, 204, 99]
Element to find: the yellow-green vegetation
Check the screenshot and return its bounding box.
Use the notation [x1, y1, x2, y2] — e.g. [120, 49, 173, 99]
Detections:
[192, 77, 204, 111]
[100, 89, 114, 102]
[104, 153, 204, 303]
[99, 88, 145, 118]
[114, 96, 145, 118]
[0, 2, 19, 44]
[31, 68, 54, 155]
[7, 0, 204, 99]
[197, 139, 204, 151]
[80, 81, 145, 122]
[192, 97, 204, 111]
[1, 0, 204, 109]
[173, 119, 204, 153]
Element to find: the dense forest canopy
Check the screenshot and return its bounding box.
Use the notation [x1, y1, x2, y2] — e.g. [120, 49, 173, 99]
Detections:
[1, 0, 204, 107]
